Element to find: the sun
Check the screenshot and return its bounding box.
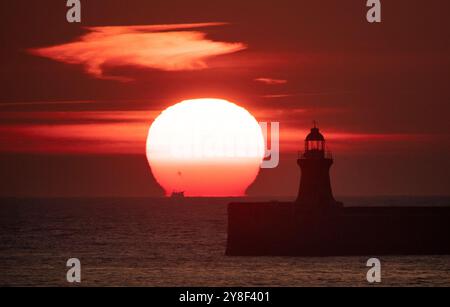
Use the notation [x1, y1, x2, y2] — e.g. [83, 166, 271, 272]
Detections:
[146, 98, 265, 197]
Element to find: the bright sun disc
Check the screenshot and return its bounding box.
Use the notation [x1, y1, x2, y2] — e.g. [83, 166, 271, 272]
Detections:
[146, 98, 265, 197]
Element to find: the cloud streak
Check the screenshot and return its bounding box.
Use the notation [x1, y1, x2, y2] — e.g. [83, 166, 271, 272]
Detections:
[254, 77, 288, 85]
[30, 23, 246, 81]
[0, 111, 440, 155]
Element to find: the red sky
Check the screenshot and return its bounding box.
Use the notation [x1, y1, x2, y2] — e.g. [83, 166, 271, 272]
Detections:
[1, 0, 449, 197]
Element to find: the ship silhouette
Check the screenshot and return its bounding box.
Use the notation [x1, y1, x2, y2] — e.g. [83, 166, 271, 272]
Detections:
[171, 171, 185, 199]
[171, 191, 185, 199]
[226, 123, 450, 256]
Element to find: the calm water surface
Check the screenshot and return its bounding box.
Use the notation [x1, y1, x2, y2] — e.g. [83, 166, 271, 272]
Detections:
[1, 197, 449, 286]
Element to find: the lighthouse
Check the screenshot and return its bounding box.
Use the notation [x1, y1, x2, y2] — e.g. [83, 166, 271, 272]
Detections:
[227, 122, 450, 256]
[296, 122, 342, 210]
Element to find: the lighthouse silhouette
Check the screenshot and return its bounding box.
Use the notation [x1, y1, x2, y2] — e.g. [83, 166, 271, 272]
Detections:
[296, 122, 342, 210]
[226, 121, 450, 256]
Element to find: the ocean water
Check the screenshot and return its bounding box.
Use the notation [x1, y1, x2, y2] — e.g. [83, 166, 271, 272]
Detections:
[1, 197, 450, 287]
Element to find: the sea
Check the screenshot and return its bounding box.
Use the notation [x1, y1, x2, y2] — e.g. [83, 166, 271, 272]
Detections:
[1, 196, 450, 287]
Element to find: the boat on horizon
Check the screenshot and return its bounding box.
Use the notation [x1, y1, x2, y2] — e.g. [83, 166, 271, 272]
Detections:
[171, 191, 185, 199]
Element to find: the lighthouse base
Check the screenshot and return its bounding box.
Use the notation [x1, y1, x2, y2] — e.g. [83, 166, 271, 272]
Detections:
[226, 202, 450, 256]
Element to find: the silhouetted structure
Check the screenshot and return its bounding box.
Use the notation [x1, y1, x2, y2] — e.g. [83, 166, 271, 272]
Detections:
[171, 191, 185, 199]
[296, 123, 342, 210]
[227, 123, 450, 256]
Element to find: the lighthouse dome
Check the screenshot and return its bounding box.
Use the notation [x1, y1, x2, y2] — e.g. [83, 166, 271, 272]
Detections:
[303, 123, 327, 154]
[305, 127, 325, 141]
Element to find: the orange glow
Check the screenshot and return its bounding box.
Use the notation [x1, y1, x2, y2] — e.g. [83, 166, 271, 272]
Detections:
[30, 23, 246, 81]
[146, 99, 265, 197]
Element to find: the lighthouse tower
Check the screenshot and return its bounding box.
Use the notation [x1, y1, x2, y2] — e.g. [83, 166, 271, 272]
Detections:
[296, 122, 342, 210]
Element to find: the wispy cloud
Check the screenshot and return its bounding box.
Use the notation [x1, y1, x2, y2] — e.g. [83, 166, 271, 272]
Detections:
[261, 94, 294, 99]
[254, 77, 287, 85]
[29, 23, 246, 81]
